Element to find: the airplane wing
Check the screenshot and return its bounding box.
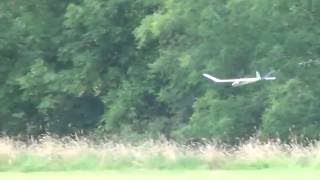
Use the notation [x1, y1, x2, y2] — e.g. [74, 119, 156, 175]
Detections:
[203, 74, 253, 83]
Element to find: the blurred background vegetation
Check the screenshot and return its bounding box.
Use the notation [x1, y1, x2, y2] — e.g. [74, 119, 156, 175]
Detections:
[0, 0, 320, 144]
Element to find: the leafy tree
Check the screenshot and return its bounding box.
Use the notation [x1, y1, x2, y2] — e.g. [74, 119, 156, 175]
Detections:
[0, 0, 320, 143]
[262, 80, 320, 141]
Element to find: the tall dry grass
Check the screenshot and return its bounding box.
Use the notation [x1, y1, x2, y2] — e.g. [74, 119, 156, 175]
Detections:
[0, 136, 320, 171]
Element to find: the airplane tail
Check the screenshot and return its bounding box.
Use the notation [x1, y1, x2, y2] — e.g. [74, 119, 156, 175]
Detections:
[256, 71, 261, 79]
[202, 74, 222, 82]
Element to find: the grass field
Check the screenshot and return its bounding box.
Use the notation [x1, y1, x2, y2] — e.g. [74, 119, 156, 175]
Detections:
[2, 136, 320, 171]
[1, 136, 320, 179]
[0, 170, 319, 180]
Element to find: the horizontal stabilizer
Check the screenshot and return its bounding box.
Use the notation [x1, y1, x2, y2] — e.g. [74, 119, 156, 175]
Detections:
[263, 77, 276, 80]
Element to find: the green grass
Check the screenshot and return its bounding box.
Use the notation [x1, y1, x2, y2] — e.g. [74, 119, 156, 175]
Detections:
[1, 153, 316, 172]
[1, 153, 319, 172]
[2, 136, 320, 171]
[0, 170, 320, 180]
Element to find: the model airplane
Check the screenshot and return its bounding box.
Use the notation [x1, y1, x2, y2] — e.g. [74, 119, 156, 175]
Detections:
[203, 71, 276, 87]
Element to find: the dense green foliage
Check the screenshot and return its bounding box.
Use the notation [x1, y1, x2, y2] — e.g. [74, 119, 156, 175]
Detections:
[0, 0, 320, 143]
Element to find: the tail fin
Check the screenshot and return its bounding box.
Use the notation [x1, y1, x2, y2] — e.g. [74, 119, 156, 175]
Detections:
[203, 74, 221, 82]
[256, 71, 261, 79]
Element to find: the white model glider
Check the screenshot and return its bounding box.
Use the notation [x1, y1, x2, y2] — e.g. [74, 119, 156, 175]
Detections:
[203, 71, 276, 87]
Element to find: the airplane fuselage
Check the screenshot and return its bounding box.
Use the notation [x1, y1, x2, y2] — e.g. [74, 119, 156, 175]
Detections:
[231, 78, 260, 87]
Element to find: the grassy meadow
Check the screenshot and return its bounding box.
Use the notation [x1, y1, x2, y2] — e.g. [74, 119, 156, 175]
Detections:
[1, 136, 320, 172]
